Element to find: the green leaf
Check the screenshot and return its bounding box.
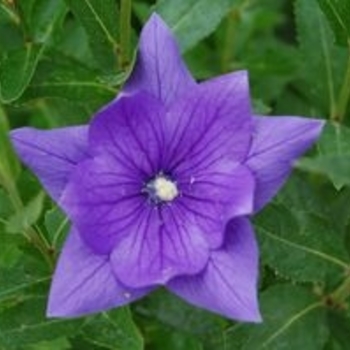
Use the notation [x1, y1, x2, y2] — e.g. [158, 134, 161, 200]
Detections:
[255, 204, 350, 282]
[0, 268, 50, 305]
[65, 0, 119, 72]
[275, 173, 327, 217]
[297, 155, 350, 189]
[226, 285, 328, 350]
[317, 122, 350, 155]
[297, 122, 350, 189]
[327, 311, 350, 349]
[317, 0, 350, 47]
[0, 188, 13, 219]
[0, 0, 67, 103]
[243, 40, 299, 102]
[156, 0, 241, 52]
[55, 18, 95, 67]
[0, 296, 82, 350]
[0, 243, 49, 307]
[16, 0, 66, 43]
[0, 2, 19, 24]
[295, 0, 347, 115]
[252, 99, 272, 115]
[16, 0, 67, 43]
[6, 192, 45, 233]
[0, 19, 22, 53]
[0, 232, 22, 269]
[136, 290, 226, 348]
[0, 230, 51, 307]
[79, 308, 143, 350]
[0, 44, 43, 103]
[28, 337, 71, 350]
[35, 98, 92, 127]
[21, 52, 117, 109]
[147, 327, 203, 350]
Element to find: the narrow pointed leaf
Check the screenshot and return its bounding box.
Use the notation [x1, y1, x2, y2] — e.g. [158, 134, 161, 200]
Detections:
[156, 0, 241, 52]
[0, 44, 42, 103]
[295, 0, 347, 114]
[6, 192, 45, 233]
[21, 52, 117, 108]
[65, 0, 119, 72]
[0, 0, 67, 102]
[317, 0, 350, 47]
[16, 0, 67, 43]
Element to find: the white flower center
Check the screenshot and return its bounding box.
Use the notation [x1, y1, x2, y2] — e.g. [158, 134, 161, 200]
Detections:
[151, 176, 178, 202]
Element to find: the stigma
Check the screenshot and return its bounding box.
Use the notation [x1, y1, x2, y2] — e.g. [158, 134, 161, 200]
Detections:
[146, 175, 179, 203]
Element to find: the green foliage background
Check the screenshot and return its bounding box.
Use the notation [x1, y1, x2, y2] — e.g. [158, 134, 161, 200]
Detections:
[1, 0, 350, 349]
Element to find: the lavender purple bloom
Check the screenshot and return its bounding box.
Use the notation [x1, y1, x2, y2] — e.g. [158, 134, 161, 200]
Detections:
[10, 14, 323, 322]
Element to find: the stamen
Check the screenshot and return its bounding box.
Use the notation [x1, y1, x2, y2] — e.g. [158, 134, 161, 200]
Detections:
[153, 177, 178, 201]
[146, 175, 179, 203]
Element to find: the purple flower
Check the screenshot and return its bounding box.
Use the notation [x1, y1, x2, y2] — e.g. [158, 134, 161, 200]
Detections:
[10, 14, 324, 322]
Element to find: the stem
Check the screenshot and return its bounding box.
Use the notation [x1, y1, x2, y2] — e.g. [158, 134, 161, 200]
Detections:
[27, 227, 54, 269]
[334, 49, 350, 122]
[220, 0, 253, 73]
[220, 10, 239, 73]
[52, 216, 69, 247]
[119, 0, 132, 70]
[0, 1, 20, 25]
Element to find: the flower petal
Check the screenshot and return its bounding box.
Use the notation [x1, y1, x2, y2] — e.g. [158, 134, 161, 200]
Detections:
[178, 164, 255, 248]
[89, 92, 166, 176]
[246, 116, 324, 211]
[164, 71, 253, 170]
[10, 126, 89, 201]
[167, 218, 261, 322]
[111, 204, 209, 288]
[47, 228, 152, 318]
[60, 155, 143, 255]
[123, 13, 195, 107]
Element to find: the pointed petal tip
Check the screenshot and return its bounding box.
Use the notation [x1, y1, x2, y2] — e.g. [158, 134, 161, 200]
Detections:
[46, 229, 154, 319]
[144, 12, 170, 33]
[9, 127, 40, 162]
[167, 218, 261, 323]
[46, 299, 85, 319]
[235, 303, 263, 323]
[10, 126, 33, 145]
[148, 12, 164, 23]
[252, 312, 263, 323]
[46, 295, 72, 319]
[305, 117, 326, 136]
[124, 10, 195, 105]
[222, 293, 262, 323]
[293, 117, 326, 148]
[247, 116, 326, 211]
[46, 303, 67, 319]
